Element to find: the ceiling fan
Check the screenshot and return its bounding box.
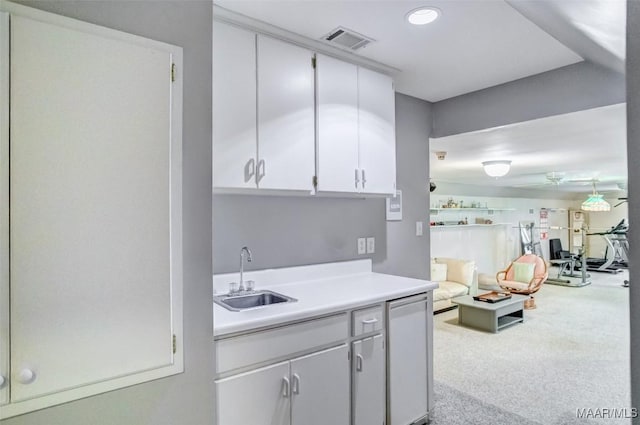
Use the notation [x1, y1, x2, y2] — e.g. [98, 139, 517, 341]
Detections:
[514, 171, 566, 187]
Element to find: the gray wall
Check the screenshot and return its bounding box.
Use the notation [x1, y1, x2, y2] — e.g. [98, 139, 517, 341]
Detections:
[432, 61, 626, 137]
[3, 2, 214, 424]
[213, 93, 433, 279]
[375, 94, 432, 279]
[626, 1, 639, 422]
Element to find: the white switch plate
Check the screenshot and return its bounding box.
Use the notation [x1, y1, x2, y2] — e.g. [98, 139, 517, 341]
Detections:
[357, 238, 366, 255]
[416, 221, 423, 236]
[366, 237, 375, 254]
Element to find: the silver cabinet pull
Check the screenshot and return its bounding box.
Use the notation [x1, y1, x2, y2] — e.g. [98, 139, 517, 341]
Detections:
[356, 354, 363, 372]
[362, 317, 378, 325]
[282, 376, 290, 397]
[257, 159, 266, 183]
[292, 373, 301, 394]
[362, 169, 366, 188]
[355, 169, 360, 189]
[244, 158, 256, 182]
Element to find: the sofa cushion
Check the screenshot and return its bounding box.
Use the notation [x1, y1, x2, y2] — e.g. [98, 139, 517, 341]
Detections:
[431, 263, 448, 282]
[439, 281, 469, 298]
[433, 288, 451, 302]
[434, 258, 475, 287]
[513, 262, 535, 283]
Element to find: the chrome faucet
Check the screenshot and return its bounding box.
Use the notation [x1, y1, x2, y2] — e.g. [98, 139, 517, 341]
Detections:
[239, 246, 252, 291]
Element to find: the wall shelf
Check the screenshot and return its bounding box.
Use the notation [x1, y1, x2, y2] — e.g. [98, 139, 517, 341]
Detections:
[430, 223, 512, 229]
[429, 207, 515, 212]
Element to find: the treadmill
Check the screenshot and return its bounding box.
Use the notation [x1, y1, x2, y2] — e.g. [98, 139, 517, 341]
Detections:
[585, 219, 629, 274]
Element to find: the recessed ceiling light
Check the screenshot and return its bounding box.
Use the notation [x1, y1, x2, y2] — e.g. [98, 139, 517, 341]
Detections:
[406, 7, 440, 25]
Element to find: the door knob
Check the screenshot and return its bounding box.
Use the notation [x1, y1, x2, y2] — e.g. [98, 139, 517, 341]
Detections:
[17, 368, 36, 384]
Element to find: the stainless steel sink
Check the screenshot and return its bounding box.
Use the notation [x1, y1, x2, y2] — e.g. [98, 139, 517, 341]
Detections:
[214, 290, 297, 312]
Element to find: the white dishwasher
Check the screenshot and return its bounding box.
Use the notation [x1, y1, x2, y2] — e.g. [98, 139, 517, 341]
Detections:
[387, 293, 433, 425]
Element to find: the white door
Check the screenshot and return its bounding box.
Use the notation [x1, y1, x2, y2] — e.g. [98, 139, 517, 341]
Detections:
[10, 15, 179, 402]
[388, 299, 429, 425]
[213, 22, 258, 189]
[0, 10, 9, 408]
[257, 35, 315, 192]
[358, 67, 396, 195]
[216, 361, 291, 425]
[353, 335, 385, 425]
[290, 345, 349, 425]
[316, 54, 359, 193]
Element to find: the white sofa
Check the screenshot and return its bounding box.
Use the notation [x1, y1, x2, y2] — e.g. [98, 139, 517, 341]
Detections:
[431, 257, 478, 312]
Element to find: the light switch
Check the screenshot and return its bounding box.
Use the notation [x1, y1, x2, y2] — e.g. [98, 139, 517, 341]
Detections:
[366, 237, 375, 254]
[416, 221, 423, 236]
[357, 238, 366, 255]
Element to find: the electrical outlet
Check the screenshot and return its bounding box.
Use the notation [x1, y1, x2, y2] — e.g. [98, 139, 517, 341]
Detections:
[416, 221, 423, 236]
[366, 237, 375, 254]
[357, 238, 366, 255]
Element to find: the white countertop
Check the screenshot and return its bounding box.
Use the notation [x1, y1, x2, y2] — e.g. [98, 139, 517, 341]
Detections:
[213, 260, 438, 337]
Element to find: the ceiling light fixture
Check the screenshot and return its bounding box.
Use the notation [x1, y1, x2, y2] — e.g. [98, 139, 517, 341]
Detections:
[581, 181, 611, 212]
[482, 160, 511, 178]
[406, 7, 440, 25]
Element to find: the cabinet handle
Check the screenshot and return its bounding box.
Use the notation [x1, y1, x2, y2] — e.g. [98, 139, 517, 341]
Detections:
[355, 169, 360, 189]
[362, 317, 378, 325]
[292, 373, 300, 395]
[17, 368, 36, 384]
[362, 169, 366, 189]
[356, 354, 363, 372]
[257, 159, 266, 183]
[244, 158, 256, 182]
[282, 376, 290, 397]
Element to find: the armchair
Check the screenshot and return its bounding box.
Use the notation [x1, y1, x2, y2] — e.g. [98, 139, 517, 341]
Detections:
[496, 254, 548, 309]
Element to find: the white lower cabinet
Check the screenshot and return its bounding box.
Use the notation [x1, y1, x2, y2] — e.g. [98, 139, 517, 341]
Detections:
[215, 344, 349, 425]
[215, 361, 291, 425]
[387, 295, 433, 425]
[352, 334, 385, 425]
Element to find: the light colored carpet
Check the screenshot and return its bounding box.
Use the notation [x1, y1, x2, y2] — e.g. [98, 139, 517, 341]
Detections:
[433, 269, 631, 424]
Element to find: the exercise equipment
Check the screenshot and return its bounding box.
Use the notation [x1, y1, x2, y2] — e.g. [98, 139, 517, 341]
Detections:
[585, 219, 629, 274]
[547, 238, 591, 287]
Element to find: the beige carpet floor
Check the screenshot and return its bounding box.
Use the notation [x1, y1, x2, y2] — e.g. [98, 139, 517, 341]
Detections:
[433, 269, 631, 424]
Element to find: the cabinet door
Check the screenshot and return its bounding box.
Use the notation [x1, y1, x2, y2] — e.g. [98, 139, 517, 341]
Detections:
[0, 10, 8, 408]
[257, 35, 315, 191]
[213, 22, 258, 189]
[388, 299, 429, 425]
[316, 54, 359, 193]
[10, 15, 182, 404]
[358, 67, 396, 195]
[290, 344, 349, 425]
[353, 335, 385, 425]
[215, 361, 291, 425]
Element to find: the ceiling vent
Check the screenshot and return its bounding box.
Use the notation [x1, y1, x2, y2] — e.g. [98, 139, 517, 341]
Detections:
[323, 27, 374, 51]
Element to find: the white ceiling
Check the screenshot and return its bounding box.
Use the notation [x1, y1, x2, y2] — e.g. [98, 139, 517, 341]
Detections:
[214, 0, 627, 195]
[215, 0, 584, 102]
[429, 103, 627, 193]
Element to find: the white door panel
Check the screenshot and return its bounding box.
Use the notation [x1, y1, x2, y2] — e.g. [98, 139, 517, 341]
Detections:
[316, 54, 359, 193]
[290, 345, 349, 425]
[257, 35, 315, 191]
[216, 361, 291, 425]
[10, 15, 175, 401]
[213, 22, 257, 189]
[388, 300, 429, 425]
[358, 67, 396, 195]
[353, 335, 385, 425]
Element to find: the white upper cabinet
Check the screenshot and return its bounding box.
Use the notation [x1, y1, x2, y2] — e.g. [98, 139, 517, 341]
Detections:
[316, 56, 396, 195]
[213, 22, 257, 189]
[316, 54, 359, 193]
[358, 67, 397, 195]
[2, 4, 183, 417]
[212, 27, 315, 193]
[257, 35, 315, 192]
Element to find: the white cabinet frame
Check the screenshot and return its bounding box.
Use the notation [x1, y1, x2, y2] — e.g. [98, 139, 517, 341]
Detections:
[0, 2, 184, 417]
